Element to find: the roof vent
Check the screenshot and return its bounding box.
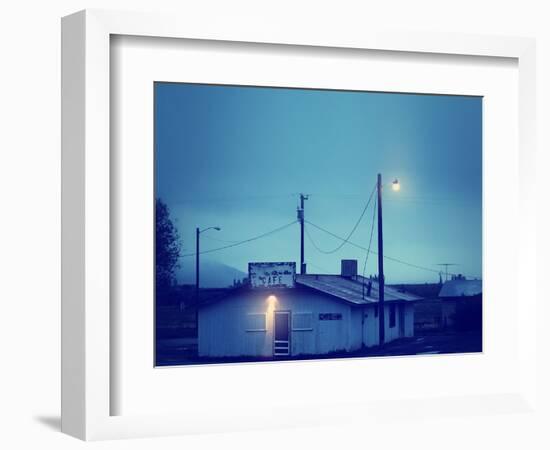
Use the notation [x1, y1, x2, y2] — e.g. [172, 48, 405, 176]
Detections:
[341, 259, 358, 278]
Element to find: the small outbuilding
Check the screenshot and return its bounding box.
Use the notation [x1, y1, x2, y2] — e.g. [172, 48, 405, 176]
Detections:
[197, 260, 419, 359]
[439, 279, 482, 331]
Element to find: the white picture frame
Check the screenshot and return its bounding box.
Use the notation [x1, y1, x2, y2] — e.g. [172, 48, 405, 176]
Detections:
[61, 9, 537, 441]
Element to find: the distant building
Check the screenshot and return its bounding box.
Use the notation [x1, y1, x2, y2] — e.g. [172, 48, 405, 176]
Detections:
[197, 260, 419, 359]
[414, 279, 482, 331]
[439, 279, 482, 330]
[439, 279, 482, 297]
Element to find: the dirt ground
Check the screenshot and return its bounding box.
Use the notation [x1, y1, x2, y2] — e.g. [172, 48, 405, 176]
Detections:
[155, 331, 482, 366]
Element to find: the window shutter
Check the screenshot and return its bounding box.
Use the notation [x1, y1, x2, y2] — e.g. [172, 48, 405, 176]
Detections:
[292, 312, 313, 331]
[245, 313, 266, 331]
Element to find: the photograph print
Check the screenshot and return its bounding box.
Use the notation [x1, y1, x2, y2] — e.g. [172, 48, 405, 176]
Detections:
[154, 82, 482, 366]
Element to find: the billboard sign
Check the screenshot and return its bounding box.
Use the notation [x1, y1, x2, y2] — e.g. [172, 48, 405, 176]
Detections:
[248, 262, 296, 289]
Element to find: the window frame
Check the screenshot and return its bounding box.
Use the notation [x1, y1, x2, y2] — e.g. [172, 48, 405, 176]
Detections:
[245, 313, 267, 332]
[292, 312, 314, 331]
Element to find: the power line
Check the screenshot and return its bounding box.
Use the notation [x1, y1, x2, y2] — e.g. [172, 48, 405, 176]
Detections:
[383, 254, 443, 275]
[305, 220, 448, 276]
[306, 220, 375, 255]
[305, 184, 376, 254]
[304, 226, 330, 254]
[179, 221, 297, 257]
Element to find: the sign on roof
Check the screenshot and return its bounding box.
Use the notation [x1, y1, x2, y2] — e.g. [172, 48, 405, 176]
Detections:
[248, 262, 296, 289]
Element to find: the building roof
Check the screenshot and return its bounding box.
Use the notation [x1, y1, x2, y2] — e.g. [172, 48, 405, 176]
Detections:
[196, 274, 421, 308]
[438, 279, 482, 298]
[295, 274, 420, 305]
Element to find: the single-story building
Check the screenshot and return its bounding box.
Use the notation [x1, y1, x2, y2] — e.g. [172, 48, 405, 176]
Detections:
[413, 278, 482, 331]
[388, 283, 442, 331]
[197, 260, 419, 359]
[439, 279, 482, 331]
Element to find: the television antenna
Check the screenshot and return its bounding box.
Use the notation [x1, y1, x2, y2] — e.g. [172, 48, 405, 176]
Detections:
[436, 263, 458, 282]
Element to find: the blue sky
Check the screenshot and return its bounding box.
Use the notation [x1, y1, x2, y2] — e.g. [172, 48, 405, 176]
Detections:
[155, 82, 482, 284]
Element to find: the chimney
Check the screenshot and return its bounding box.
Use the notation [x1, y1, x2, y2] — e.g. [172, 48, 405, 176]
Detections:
[341, 259, 358, 278]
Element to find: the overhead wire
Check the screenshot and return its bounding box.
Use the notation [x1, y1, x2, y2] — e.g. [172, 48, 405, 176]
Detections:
[306, 220, 454, 277]
[304, 183, 376, 254]
[179, 220, 297, 257]
[175, 191, 477, 279]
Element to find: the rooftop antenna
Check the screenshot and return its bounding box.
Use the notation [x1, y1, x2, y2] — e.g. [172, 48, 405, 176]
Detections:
[436, 263, 458, 282]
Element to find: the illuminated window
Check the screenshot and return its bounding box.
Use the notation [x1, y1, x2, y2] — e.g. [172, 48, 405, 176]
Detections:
[246, 313, 266, 332]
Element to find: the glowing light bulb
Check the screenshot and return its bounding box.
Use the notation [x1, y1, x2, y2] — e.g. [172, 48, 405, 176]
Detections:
[392, 179, 400, 192]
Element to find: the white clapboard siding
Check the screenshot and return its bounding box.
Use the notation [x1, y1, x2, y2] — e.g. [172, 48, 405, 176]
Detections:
[198, 288, 413, 358]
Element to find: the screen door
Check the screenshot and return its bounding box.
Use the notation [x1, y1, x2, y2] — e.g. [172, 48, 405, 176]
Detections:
[274, 311, 291, 356]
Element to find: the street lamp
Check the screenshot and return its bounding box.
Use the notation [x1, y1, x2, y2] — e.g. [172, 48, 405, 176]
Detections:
[391, 178, 400, 191]
[195, 226, 221, 302]
[377, 174, 399, 346]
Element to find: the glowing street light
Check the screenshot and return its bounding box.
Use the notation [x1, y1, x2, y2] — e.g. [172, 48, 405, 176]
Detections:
[392, 178, 400, 192]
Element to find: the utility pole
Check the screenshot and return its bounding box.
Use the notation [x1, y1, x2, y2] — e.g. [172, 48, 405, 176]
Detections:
[195, 227, 200, 302]
[195, 227, 200, 338]
[195, 226, 221, 335]
[195, 226, 221, 302]
[297, 193, 308, 274]
[377, 173, 385, 346]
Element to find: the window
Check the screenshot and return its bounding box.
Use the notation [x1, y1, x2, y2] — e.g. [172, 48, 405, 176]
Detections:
[292, 312, 313, 331]
[389, 304, 396, 328]
[319, 313, 342, 321]
[245, 313, 266, 332]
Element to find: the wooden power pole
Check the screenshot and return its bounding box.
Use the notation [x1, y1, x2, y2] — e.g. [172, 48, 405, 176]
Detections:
[297, 193, 308, 274]
[377, 174, 385, 346]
